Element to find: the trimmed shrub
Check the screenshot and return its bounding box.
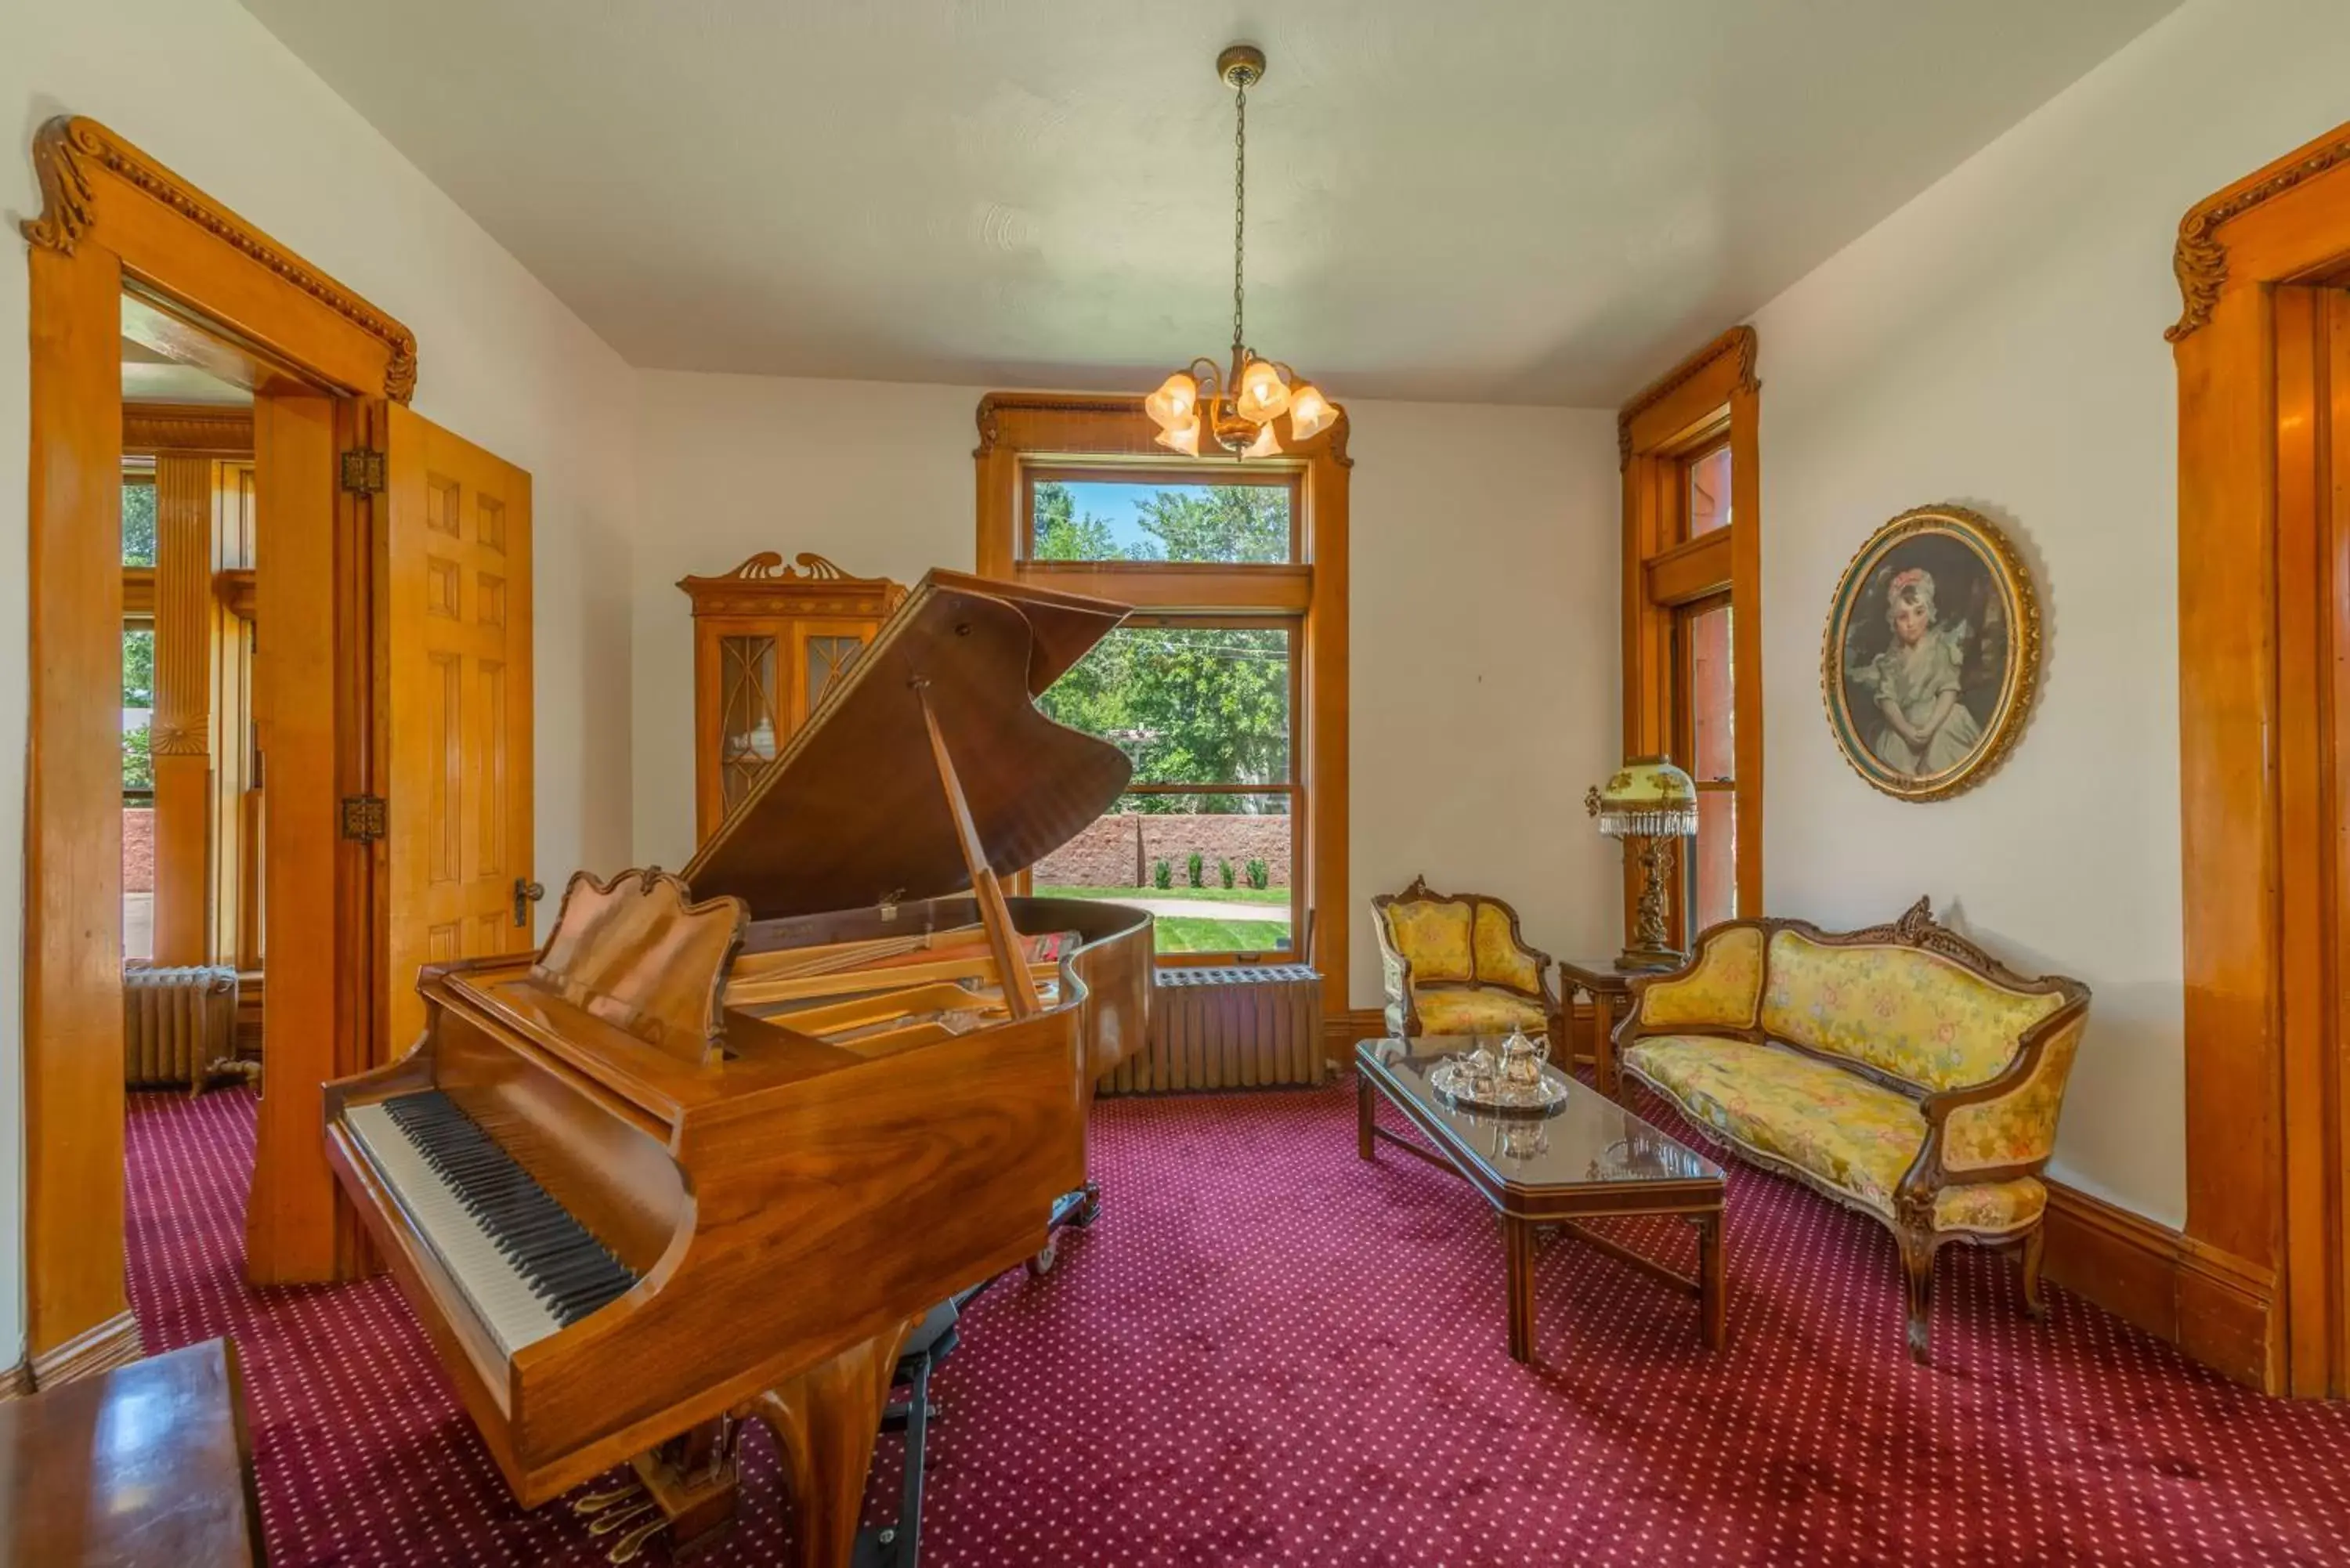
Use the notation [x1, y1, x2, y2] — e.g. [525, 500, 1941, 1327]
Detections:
[1245, 858, 1270, 891]
[1185, 851, 1205, 888]
[1152, 858, 1173, 890]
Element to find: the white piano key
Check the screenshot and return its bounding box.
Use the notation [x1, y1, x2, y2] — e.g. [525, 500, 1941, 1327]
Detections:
[345, 1102, 566, 1359]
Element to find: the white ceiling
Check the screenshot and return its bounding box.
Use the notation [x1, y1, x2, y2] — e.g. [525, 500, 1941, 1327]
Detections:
[238, 0, 2180, 406]
[121, 339, 249, 406]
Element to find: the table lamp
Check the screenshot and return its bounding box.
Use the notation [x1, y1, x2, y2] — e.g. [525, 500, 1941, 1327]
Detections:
[1584, 755, 1699, 973]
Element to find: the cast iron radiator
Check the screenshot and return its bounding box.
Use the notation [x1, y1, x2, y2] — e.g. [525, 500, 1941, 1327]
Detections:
[123, 964, 240, 1094]
[1099, 963, 1325, 1094]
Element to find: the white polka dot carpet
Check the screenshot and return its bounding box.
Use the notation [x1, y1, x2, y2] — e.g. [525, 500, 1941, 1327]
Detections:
[127, 1082, 2350, 1566]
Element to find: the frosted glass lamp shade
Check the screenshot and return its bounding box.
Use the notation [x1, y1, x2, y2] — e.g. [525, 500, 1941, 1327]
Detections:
[1286, 383, 1335, 440]
[1154, 416, 1202, 457]
[1242, 420, 1283, 458]
[1145, 372, 1198, 430]
[1236, 357, 1291, 423]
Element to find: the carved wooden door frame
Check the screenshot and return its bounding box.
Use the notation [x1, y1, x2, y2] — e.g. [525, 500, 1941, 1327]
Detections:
[2173, 116, 2350, 1396]
[20, 117, 416, 1379]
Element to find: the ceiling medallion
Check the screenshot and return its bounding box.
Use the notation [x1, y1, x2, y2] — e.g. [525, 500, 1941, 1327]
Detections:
[1141, 44, 1333, 460]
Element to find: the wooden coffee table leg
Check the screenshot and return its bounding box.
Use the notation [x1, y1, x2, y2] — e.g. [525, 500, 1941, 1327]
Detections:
[1503, 1214, 1538, 1362]
[1358, 1072, 1375, 1160]
[1694, 1209, 1726, 1349]
[1593, 993, 1619, 1097]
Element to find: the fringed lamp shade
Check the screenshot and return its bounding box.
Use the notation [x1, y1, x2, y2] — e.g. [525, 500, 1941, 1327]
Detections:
[1585, 759, 1699, 840]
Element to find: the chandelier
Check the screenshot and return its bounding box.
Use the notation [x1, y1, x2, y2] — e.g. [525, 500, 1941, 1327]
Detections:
[1141, 44, 1335, 460]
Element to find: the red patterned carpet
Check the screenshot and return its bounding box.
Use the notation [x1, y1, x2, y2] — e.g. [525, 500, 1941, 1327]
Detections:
[128, 1082, 2350, 1566]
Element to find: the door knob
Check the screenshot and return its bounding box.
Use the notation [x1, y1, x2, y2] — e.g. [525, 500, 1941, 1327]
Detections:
[513, 877, 545, 927]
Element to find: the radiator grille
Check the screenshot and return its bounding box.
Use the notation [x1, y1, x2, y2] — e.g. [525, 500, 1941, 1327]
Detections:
[123, 966, 239, 1093]
[1100, 964, 1325, 1094]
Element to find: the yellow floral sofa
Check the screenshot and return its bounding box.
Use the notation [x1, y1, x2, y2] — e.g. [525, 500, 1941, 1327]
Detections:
[1615, 898, 2090, 1363]
[1372, 876, 1559, 1041]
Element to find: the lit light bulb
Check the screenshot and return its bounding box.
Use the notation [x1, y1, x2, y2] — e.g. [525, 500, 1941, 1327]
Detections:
[1286, 383, 1334, 440]
[1236, 358, 1291, 422]
[1243, 421, 1282, 458]
[1144, 372, 1198, 430]
[1155, 416, 1202, 457]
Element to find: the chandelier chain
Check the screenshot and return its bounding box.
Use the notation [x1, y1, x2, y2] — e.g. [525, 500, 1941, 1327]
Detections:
[1232, 75, 1247, 358]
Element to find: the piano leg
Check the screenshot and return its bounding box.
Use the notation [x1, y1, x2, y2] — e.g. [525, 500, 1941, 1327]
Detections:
[739, 1314, 921, 1568]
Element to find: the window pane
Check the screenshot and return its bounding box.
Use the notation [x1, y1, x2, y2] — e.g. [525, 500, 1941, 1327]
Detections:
[1029, 479, 1291, 565]
[1692, 789, 1736, 933]
[1033, 792, 1293, 956]
[1039, 624, 1292, 786]
[122, 479, 157, 567]
[1688, 604, 1734, 781]
[123, 623, 155, 962]
[1686, 444, 1732, 539]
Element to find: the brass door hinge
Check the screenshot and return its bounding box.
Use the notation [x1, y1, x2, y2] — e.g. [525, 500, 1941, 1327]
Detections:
[340, 795, 389, 842]
[340, 447, 387, 495]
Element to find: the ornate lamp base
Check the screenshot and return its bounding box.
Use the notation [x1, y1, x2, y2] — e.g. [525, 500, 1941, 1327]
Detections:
[1613, 834, 1688, 974]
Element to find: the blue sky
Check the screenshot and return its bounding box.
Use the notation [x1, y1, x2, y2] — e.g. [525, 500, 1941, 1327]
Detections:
[1058, 480, 1169, 557]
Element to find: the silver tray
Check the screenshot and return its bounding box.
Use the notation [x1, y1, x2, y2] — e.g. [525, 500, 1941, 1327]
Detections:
[1428, 1057, 1571, 1116]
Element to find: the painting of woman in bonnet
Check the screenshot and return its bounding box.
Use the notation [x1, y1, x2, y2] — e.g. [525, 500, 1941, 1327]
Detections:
[1824, 506, 2040, 801]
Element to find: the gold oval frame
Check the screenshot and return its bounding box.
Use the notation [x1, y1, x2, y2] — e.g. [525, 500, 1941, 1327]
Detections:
[1820, 504, 2041, 803]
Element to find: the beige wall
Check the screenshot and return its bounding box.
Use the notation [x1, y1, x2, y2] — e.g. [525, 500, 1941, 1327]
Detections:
[1748, 0, 2350, 1225]
[0, 0, 641, 1367]
[629, 374, 1622, 1011]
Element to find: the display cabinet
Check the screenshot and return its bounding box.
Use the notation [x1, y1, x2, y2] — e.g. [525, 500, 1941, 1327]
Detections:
[678, 552, 906, 840]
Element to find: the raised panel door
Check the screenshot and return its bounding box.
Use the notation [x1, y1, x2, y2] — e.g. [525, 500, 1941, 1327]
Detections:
[384, 405, 534, 1056]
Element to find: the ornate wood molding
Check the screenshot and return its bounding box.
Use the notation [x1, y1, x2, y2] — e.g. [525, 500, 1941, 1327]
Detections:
[973, 388, 1352, 468]
[2167, 125, 2350, 342]
[1618, 325, 1759, 466]
[123, 403, 253, 455]
[22, 117, 418, 401]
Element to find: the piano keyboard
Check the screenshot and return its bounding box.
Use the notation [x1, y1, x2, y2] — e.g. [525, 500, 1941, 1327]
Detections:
[345, 1092, 642, 1358]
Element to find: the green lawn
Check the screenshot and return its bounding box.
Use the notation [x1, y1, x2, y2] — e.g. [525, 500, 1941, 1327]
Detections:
[1152, 916, 1293, 955]
[1034, 883, 1288, 905]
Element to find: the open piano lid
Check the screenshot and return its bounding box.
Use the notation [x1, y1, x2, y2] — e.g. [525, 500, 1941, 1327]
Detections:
[682, 569, 1133, 920]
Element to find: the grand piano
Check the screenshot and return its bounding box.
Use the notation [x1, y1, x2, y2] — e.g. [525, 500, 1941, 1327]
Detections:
[323, 569, 1153, 1565]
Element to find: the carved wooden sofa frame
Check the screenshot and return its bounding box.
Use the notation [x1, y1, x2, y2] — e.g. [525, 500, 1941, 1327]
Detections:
[1370, 875, 1560, 1042]
[1614, 898, 2091, 1363]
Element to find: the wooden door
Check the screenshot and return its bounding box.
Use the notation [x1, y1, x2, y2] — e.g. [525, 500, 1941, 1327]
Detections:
[2273, 284, 2350, 1396]
[383, 405, 534, 1055]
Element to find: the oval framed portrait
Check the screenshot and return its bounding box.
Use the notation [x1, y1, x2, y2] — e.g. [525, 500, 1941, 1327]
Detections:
[1821, 504, 2041, 802]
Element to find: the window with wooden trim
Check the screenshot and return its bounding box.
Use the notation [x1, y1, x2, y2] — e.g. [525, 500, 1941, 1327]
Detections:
[1618, 328, 1762, 943]
[1026, 478, 1303, 957]
[974, 392, 1350, 997]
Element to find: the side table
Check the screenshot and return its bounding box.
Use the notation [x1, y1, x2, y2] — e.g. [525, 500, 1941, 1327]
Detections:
[1556, 957, 1668, 1097]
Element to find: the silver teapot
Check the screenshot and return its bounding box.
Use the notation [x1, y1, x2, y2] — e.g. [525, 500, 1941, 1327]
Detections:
[1495, 1024, 1549, 1091]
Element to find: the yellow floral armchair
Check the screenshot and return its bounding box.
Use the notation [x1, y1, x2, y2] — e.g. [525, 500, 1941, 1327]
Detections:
[1372, 876, 1559, 1042]
[1615, 898, 2090, 1364]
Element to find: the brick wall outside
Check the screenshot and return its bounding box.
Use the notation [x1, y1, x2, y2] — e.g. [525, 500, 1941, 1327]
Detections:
[1033, 812, 1292, 890]
[124, 807, 155, 894]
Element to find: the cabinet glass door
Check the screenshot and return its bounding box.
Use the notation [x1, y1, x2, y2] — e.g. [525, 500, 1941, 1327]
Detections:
[790, 623, 873, 729]
[719, 634, 780, 813]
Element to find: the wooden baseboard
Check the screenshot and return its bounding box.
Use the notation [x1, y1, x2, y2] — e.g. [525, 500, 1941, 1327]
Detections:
[0, 1359, 31, 1400]
[29, 1310, 143, 1389]
[2041, 1180, 2275, 1389]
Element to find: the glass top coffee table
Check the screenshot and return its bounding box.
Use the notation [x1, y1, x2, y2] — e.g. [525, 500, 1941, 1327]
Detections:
[1356, 1037, 1727, 1363]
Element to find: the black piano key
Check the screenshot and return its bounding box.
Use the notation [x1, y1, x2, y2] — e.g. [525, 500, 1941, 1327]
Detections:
[380, 1090, 641, 1324]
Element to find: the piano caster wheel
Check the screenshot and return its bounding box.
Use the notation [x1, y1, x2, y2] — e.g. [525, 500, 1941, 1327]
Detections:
[1027, 1241, 1058, 1277]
